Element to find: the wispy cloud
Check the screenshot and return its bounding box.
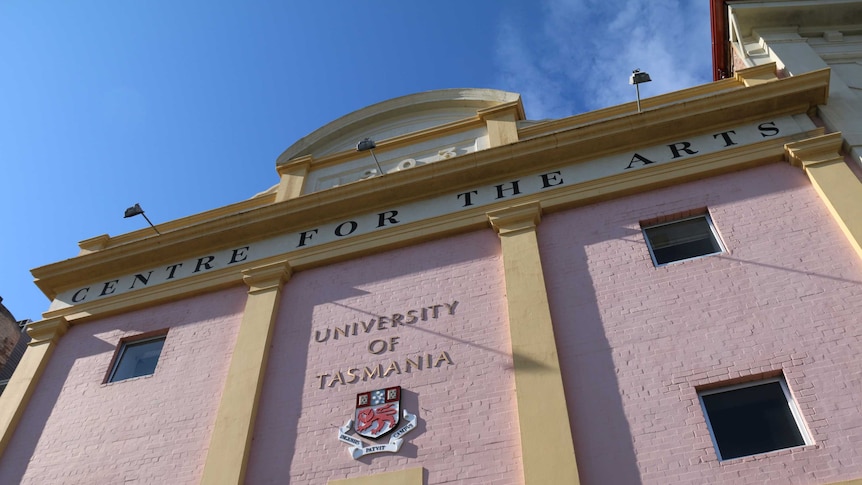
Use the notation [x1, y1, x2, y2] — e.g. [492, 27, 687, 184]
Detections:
[496, 0, 712, 119]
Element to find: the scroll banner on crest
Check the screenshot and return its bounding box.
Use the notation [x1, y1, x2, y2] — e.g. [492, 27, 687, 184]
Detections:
[338, 410, 417, 459]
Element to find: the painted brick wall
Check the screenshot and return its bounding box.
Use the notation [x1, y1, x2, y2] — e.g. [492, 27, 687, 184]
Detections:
[0, 286, 246, 484]
[540, 163, 862, 484]
[245, 229, 522, 485]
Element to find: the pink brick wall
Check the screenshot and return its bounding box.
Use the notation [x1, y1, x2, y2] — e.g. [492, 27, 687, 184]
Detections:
[8, 161, 859, 485]
[245, 230, 522, 484]
[0, 286, 246, 484]
[540, 163, 862, 484]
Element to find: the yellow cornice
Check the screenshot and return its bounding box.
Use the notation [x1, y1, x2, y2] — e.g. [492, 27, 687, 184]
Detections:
[77, 192, 278, 255]
[534, 128, 823, 212]
[32, 69, 830, 308]
[734, 63, 780, 87]
[477, 99, 526, 122]
[519, 76, 746, 140]
[517, 63, 788, 141]
[78, 234, 111, 254]
[276, 154, 313, 174]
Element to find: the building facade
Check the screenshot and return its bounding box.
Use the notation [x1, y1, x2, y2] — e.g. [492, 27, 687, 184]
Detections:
[0, 298, 28, 395]
[712, 0, 862, 168]
[1, 3, 861, 484]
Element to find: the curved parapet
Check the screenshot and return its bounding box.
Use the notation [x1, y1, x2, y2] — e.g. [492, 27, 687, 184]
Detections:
[274, 89, 524, 196]
[277, 88, 521, 163]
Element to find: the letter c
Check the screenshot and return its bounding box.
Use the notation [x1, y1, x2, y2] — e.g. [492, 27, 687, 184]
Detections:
[71, 287, 89, 303]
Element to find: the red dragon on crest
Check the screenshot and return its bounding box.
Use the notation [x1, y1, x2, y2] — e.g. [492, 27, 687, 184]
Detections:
[356, 403, 397, 435]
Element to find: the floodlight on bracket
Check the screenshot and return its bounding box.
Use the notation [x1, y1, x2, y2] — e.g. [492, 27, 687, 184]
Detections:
[356, 138, 384, 176]
[123, 203, 161, 235]
[629, 69, 652, 113]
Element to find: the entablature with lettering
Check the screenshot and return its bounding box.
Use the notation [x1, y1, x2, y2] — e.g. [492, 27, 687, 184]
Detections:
[32, 67, 830, 322]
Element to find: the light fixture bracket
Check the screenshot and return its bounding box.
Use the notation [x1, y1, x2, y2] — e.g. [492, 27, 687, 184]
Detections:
[123, 203, 161, 235]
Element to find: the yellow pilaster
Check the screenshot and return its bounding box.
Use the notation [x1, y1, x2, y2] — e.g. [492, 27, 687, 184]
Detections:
[200, 261, 292, 485]
[0, 317, 69, 458]
[786, 132, 862, 260]
[487, 201, 580, 485]
[275, 155, 312, 202]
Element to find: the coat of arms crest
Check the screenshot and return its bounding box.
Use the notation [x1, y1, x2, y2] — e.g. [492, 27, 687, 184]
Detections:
[355, 387, 401, 439]
[337, 386, 417, 459]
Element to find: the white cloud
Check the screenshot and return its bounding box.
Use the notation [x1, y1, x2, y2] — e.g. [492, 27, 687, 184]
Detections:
[495, 21, 566, 121]
[496, 0, 712, 119]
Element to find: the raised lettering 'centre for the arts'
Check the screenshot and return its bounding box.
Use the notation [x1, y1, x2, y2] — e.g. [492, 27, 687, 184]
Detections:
[58, 119, 786, 308]
[314, 301, 459, 389]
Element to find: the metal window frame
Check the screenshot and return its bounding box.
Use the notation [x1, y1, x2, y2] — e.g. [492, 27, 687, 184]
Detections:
[698, 377, 813, 461]
[642, 213, 725, 267]
[104, 330, 168, 384]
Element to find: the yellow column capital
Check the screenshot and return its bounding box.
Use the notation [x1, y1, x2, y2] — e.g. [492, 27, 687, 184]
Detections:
[487, 201, 542, 235]
[242, 261, 293, 294]
[734, 62, 779, 87]
[25, 316, 70, 344]
[785, 132, 844, 169]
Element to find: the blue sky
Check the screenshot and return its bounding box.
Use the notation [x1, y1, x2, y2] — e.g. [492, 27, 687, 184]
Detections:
[0, 1, 711, 321]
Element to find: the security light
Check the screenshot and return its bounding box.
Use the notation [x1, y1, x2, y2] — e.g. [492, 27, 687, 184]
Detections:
[123, 203, 161, 235]
[630, 69, 652, 113]
[356, 138, 384, 176]
[629, 69, 652, 85]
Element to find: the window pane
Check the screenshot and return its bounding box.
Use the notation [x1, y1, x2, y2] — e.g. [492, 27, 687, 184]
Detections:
[644, 216, 722, 265]
[651, 237, 720, 264]
[110, 337, 165, 382]
[701, 381, 806, 460]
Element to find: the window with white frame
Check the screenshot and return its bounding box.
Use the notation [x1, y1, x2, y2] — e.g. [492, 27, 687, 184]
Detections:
[105, 331, 167, 383]
[642, 214, 724, 265]
[698, 377, 812, 460]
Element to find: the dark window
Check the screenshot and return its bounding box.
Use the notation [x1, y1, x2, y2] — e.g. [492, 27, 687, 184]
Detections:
[106, 333, 167, 383]
[643, 215, 723, 265]
[699, 379, 810, 460]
